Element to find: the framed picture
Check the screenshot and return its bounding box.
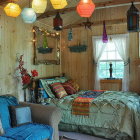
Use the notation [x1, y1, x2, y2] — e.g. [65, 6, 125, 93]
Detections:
[33, 26, 60, 65]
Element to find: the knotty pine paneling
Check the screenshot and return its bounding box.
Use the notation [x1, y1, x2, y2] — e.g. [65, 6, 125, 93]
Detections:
[0, 8, 60, 101]
[61, 5, 140, 93]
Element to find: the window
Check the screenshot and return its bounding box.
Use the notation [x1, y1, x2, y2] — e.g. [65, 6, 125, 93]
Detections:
[99, 41, 124, 79]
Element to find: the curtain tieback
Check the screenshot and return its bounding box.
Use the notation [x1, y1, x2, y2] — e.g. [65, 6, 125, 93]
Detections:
[124, 58, 130, 66]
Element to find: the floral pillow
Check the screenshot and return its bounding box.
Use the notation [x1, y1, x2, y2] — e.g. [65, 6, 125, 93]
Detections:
[50, 82, 67, 98]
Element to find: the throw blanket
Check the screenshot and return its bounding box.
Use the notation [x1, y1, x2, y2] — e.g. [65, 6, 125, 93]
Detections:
[72, 90, 105, 116]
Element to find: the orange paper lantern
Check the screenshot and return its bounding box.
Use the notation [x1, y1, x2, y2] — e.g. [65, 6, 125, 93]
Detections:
[4, 3, 21, 17]
[76, 0, 95, 17]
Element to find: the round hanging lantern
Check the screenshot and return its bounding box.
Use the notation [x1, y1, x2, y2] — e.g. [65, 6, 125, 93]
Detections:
[32, 0, 47, 13]
[127, 2, 139, 32]
[76, 0, 95, 17]
[4, 3, 21, 18]
[21, 8, 36, 24]
[50, 0, 67, 9]
[53, 12, 63, 31]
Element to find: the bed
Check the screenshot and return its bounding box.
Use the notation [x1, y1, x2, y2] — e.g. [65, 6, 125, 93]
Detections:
[34, 76, 140, 140]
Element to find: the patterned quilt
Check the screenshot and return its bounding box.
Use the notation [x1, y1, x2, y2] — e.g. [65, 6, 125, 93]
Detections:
[43, 91, 140, 140]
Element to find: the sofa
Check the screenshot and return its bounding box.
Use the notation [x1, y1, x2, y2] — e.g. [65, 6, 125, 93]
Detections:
[0, 95, 61, 140]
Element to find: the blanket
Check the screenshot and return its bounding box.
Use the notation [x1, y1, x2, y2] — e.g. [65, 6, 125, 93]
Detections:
[72, 90, 105, 116]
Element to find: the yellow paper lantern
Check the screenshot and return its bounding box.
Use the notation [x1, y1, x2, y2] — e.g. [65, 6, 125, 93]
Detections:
[4, 3, 21, 17]
[32, 0, 47, 13]
[50, 0, 67, 9]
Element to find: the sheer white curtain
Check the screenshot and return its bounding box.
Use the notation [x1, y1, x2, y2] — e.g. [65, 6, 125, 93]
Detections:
[112, 34, 129, 91]
[92, 36, 107, 90]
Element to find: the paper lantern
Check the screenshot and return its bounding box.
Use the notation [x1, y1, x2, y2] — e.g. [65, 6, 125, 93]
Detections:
[53, 12, 63, 31]
[50, 0, 67, 9]
[127, 2, 139, 32]
[4, 3, 21, 17]
[21, 8, 36, 24]
[32, 0, 47, 13]
[102, 21, 108, 43]
[76, 0, 95, 17]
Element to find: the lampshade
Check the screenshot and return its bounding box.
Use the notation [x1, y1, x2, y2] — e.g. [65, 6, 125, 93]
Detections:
[76, 0, 95, 17]
[4, 3, 21, 17]
[32, 0, 47, 13]
[102, 21, 108, 43]
[50, 0, 67, 9]
[53, 12, 63, 31]
[127, 2, 139, 32]
[21, 8, 36, 24]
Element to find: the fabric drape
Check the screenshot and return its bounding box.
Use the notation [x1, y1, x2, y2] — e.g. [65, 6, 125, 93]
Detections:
[92, 37, 107, 90]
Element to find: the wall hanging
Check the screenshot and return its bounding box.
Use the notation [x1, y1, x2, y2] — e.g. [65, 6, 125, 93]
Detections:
[127, 2, 139, 32]
[32, 26, 60, 65]
[32, 0, 47, 13]
[68, 28, 73, 41]
[76, 0, 95, 17]
[68, 45, 87, 53]
[4, 3, 21, 17]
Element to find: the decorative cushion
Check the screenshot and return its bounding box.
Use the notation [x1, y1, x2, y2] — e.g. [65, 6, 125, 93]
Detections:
[0, 119, 4, 135]
[50, 82, 67, 98]
[62, 82, 77, 95]
[67, 80, 80, 92]
[9, 105, 32, 127]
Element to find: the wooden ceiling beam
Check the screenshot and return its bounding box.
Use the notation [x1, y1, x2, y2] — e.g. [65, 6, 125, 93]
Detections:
[0, 0, 18, 5]
[63, 18, 127, 29]
[37, 0, 140, 20]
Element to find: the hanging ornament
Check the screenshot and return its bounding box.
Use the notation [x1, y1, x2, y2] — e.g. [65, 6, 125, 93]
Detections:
[127, 2, 139, 32]
[50, 0, 67, 9]
[102, 21, 108, 43]
[68, 28, 73, 41]
[43, 35, 48, 48]
[4, 3, 21, 18]
[32, 0, 47, 13]
[53, 12, 63, 31]
[77, 0, 95, 17]
[21, 8, 36, 23]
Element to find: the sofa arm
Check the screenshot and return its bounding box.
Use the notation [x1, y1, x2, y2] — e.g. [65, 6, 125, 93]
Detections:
[19, 102, 61, 140]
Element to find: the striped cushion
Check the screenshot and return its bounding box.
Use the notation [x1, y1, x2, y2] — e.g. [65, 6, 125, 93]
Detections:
[62, 82, 77, 95]
[67, 80, 80, 92]
[50, 83, 67, 98]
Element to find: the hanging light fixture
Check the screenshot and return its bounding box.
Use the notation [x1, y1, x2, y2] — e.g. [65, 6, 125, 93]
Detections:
[50, 0, 67, 9]
[53, 12, 63, 31]
[4, 3, 21, 18]
[102, 21, 108, 43]
[127, 2, 139, 32]
[77, 0, 95, 17]
[32, 0, 47, 13]
[21, 8, 36, 23]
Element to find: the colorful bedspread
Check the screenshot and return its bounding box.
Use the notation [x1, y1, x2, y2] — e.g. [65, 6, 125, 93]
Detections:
[72, 90, 105, 116]
[43, 91, 140, 140]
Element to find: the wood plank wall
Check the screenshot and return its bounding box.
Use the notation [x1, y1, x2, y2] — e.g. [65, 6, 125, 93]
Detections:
[61, 5, 140, 94]
[0, 8, 60, 100]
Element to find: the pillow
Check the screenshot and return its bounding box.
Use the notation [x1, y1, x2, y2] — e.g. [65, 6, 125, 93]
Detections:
[0, 118, 4, 135]
[67, 80, 80, 92]
[50, 82, 67, 98]
[9, 105, 32, 127]
[62, 82, 77, 95]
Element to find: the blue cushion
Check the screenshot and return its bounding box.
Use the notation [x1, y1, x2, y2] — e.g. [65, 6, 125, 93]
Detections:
[3, 123, 53, 140]
[39, 80, 49, 98]
[0, 96, 18, 130]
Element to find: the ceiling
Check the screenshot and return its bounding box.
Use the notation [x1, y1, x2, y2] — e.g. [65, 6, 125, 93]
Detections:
[1, 0, 140, 29]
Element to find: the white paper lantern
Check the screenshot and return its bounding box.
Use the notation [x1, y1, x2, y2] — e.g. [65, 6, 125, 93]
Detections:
[32, 0, 47, 13]
[21, 8, 36, 24]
